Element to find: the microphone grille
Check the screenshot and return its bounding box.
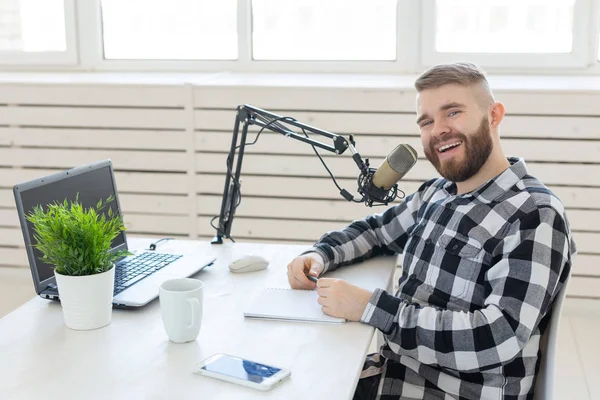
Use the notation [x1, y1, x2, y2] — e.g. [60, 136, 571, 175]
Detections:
[387, 144, 418, 176]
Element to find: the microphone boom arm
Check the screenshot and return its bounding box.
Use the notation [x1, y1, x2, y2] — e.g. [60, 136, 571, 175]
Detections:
[211, 104, 353, 244]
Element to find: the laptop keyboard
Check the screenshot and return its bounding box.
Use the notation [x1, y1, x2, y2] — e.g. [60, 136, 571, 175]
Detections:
[114, 252, 182, 295]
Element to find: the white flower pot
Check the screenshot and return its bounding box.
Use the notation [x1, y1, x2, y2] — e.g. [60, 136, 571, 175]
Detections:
[54, 265, 115, 331]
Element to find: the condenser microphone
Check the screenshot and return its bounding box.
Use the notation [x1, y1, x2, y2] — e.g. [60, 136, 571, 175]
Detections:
[372, 144, 418, 190]
[356, 144, 418, 206]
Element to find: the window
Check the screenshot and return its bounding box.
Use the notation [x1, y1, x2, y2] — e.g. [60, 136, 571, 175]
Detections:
[251, 0, 397, 61]
[0, 0, 75, 64]
[435, 0, 575, 53]
[0, 0, 65, 52]
[1, 0, 600, 72]
[421, 0, 589, 68]
[101, 0, 237, 60]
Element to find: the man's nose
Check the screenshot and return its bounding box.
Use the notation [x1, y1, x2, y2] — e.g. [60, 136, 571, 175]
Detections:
[431, 120, 451, 138]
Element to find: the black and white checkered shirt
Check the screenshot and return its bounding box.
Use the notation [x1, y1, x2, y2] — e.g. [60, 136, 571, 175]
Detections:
[308, 157, 576, 400]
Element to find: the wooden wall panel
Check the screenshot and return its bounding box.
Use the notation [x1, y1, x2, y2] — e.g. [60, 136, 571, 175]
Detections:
[0, 80, 597, 300]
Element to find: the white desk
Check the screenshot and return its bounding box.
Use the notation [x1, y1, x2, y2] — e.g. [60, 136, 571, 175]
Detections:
[0, 239, 396, 400]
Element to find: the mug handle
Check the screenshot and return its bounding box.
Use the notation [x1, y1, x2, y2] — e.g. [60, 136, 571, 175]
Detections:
[187, 298, 201, 329]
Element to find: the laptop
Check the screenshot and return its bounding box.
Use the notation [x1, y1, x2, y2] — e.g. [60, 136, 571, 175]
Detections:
[13, 159, 216, 308]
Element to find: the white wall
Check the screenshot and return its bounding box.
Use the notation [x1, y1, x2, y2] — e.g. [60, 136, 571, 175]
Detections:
[0, 73, 598, 301]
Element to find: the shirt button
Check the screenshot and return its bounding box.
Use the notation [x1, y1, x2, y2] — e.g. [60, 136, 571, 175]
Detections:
[425, 239, 432, 245]
[409, 274, 417, 280]
[452, 244, 459, 250]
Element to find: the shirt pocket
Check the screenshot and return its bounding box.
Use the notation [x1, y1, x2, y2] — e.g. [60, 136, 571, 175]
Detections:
[425, 233, 484, 300]
[400, 222, 426, 274]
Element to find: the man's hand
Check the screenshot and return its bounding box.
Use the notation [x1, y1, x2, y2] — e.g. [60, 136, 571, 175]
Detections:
[287, 253, 325, 290]
[316, 278, 373, 321]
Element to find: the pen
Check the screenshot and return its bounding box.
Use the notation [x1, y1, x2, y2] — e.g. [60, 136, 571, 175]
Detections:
[305, 273, 318, 283]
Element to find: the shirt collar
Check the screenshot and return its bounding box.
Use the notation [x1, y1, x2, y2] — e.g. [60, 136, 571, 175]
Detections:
[442, 157, 528, 203]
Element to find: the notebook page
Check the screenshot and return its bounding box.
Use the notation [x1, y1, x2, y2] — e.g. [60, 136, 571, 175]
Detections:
[244, 288, 345, 324]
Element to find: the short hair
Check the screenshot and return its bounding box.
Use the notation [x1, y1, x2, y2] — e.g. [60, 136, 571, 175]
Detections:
[415, 62, 494, 107]
[415, 62, 489, 92]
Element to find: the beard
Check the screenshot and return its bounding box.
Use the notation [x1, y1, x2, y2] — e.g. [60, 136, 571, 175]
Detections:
[424, 116, 493, 183]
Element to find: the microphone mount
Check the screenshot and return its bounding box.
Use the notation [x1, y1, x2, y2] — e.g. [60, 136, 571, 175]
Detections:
[347, 137, 400, 208]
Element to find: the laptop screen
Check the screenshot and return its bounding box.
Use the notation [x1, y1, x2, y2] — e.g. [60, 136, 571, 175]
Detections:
[18, 165, 126, 283]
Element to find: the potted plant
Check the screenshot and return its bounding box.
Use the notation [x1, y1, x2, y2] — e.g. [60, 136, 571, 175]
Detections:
[26, 195, 129, 330]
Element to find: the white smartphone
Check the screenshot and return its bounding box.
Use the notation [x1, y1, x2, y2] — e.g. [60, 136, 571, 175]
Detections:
[194, 353, 291, 391]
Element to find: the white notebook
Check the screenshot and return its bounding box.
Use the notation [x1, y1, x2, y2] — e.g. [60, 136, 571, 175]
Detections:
[244, 288, 345, 324]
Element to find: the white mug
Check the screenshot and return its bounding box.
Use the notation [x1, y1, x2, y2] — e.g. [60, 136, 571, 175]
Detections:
[159, 278, 203, 343]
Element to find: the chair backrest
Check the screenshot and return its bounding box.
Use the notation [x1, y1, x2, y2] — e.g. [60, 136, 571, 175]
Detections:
[533, 272, 571, 400]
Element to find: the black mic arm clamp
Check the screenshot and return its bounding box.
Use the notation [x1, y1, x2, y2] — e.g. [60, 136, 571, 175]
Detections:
[212, 105, 356, 245]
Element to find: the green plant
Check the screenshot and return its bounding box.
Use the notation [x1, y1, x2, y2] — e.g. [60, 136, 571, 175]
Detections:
[26, 195, 130, 276]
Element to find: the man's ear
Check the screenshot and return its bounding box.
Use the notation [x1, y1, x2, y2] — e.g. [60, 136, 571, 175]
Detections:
[489, 102, 505, 128]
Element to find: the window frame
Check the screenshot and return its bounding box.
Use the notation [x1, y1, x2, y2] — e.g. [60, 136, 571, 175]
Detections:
[0, 0, 599, 74]
[0, 0, 78, 65]
[77, 0, 420, 74]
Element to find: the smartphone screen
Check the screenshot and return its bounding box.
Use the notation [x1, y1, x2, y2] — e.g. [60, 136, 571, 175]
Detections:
[200, 354, 282, 384]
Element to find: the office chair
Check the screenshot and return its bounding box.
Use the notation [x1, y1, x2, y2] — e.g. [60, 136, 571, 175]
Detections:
[533, 272, 571, 400]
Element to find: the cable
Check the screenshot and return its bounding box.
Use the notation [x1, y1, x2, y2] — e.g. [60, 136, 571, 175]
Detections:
[240, 116, 295, 149]
[300, 127, 362, 203]
[147, 237, 174, 251]
[210, 215, 235, 243]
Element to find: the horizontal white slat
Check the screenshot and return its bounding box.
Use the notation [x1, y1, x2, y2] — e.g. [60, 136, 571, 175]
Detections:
[573, 232, 600, 255]
[199, 196, 368, 222]
[197, 216, 345, 241]
[193, 87, 418, 112]
[567, 210, 600, 233]
[0, 227, 23, 247]
[0, 84, 186, 107]
[194, 87, 600, 115]
[551, 187, 600, 210]
[0, 189, 12, 208]
[119, 194, 189, 215]
[0, 247, 28, 268]
[195, 109, 600, 139]
[0, 208, 19, 227]
[195, 130, 600, 164]
[501, 115, 600, 140]
[0, 106, 186, 130]
[498, 92, 600, 116]
[572, 254, 600, 277]
[196, 175, 423, 201]
[0, 149, 188, 172]
[567, 277, 600, 298]
[113, 171, 190, 195]
[0, 168, 189, 195]
[1, 128, 188, 150]
[124, 213, 190, 236]
[196, 153, 600, 187]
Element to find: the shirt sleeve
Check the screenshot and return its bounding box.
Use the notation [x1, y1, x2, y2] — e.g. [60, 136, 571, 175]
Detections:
[360, 205, 574, 372]
[301, 180, 438, 273]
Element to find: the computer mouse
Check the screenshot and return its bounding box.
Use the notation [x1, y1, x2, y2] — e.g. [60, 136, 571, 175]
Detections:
[228, 255, 269, 273]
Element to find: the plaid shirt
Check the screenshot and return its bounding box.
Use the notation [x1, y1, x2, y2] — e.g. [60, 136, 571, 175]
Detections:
[309, 157, 576, 400]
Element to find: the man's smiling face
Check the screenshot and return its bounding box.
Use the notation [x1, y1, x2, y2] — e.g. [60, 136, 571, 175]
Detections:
[416, 84, 494, 183]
